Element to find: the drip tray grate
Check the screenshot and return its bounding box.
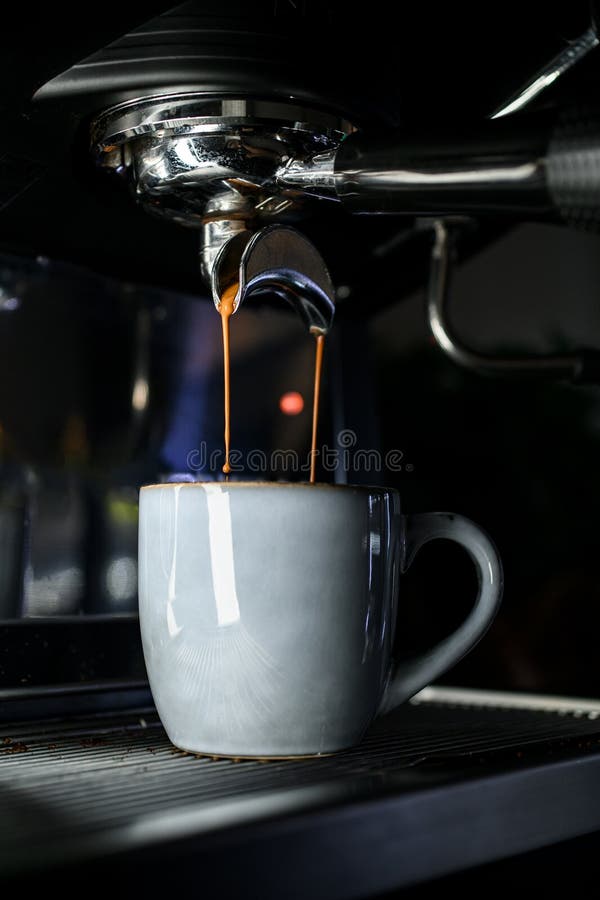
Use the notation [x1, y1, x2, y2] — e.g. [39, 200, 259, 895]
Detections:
[2, 686, 600, 881]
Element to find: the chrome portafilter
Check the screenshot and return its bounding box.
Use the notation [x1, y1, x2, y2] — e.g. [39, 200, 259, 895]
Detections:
[91, 94, 345, 333]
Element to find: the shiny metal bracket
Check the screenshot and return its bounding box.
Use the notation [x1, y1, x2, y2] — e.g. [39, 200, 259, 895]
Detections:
[427, 219, 600, 382]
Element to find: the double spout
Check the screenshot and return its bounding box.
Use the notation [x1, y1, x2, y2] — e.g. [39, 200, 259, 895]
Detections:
[205, 221, 336, 335]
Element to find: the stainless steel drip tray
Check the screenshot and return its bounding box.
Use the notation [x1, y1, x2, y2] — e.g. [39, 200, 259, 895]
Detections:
[3, 686, 600, 895]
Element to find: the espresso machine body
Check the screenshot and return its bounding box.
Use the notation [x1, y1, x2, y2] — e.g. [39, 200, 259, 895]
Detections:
[3, 1, 600, 892]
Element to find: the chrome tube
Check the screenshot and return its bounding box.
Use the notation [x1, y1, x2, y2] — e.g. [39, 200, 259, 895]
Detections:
[331, 123, 553, 216]
[426, 220, 600, 382]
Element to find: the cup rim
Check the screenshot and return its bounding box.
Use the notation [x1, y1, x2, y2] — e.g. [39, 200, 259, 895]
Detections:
[140, 481, 392, 492]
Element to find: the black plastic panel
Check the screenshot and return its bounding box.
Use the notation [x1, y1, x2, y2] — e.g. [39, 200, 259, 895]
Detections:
[32, 2, 396, 126]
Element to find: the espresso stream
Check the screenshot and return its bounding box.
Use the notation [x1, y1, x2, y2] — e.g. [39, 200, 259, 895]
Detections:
[309, 332, 325, 484]
[218, 284, 325, 483]
[218, 283, 237, 476]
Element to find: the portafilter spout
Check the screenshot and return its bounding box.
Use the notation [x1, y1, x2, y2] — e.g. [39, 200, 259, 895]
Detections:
[211, 224, 335, 334]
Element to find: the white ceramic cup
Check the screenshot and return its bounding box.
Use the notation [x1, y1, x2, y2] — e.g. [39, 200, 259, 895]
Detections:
[138, 482, 502, 757]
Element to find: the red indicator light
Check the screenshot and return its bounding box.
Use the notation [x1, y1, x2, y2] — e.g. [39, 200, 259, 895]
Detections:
[279, 391, 304, 415]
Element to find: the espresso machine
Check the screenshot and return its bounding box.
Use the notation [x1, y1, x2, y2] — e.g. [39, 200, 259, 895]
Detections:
[4, 1, 600, 893]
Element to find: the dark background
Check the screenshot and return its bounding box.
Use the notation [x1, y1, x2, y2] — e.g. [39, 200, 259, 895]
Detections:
[370, 222, 600, 696]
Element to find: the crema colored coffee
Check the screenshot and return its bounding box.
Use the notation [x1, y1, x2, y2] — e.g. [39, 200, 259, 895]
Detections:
[309, 332, 325, 484]
[218, 285, 325, 483]
[218, 282, 237, 476]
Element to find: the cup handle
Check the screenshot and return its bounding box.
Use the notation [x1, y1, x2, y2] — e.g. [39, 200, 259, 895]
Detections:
[377, 512, 503, 715]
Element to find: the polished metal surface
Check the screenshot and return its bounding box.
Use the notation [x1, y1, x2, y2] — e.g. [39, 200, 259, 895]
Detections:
[92, 90, 600, 288]
[416, 685, 600, 714]
[92, 94, 350, 291]
[268, 103, 600, 227]
[278, 147, 548, 211]
[92, 89, 555, 292]
[276, 148, 338, 198]
[491, 26, 600, 120]
[199, 213, 250, 292]
[331, 133, 551, 215]
[217, 225, 335, 333]
[93, 98, 347, 217]
[92, 96, 350, 148]
[426, 219, 600, 381]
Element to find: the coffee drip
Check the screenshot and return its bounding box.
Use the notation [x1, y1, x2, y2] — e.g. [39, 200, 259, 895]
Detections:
[218, 286, 326, 484]
[218, 283, 237, 477]
[309, 333, 325, 484]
